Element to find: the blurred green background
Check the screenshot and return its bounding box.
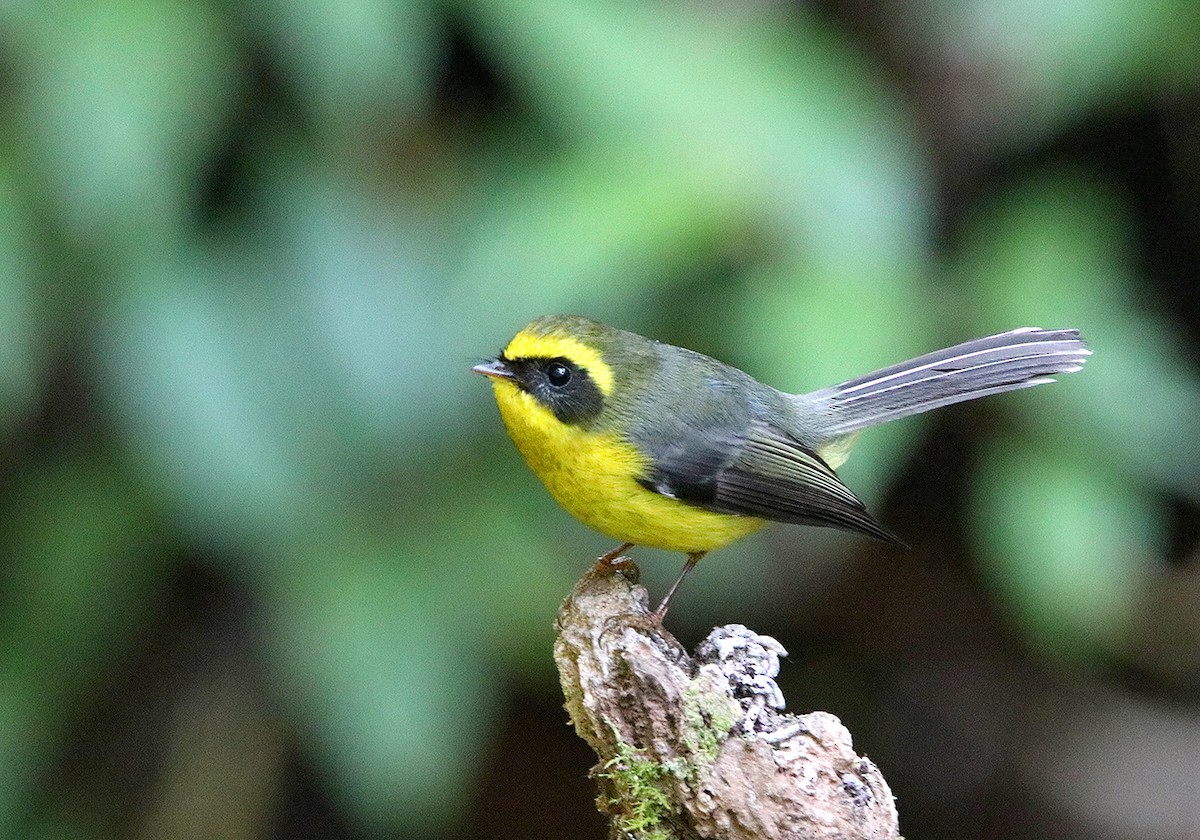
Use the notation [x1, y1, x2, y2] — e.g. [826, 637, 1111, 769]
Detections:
[0, 0, 1198, 838]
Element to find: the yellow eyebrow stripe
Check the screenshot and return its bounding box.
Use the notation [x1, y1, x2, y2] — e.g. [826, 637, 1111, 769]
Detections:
[504, 330, 615, 397]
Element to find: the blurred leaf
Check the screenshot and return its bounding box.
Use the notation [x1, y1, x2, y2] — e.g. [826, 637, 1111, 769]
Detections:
[0, 154, 42, 432]
[13, 0, 237, 252]
[390, 465, 583, 669]
[26, 808, 110, 840]
[957, 172, 1200, 499]
[97, 253, 333, 554]
[462, 0, 929, 294]
[0, 449, 165, 833]
[454, 139, 736, 326]
[256, 158, 474, 454]
[246, 0, 440, 137]
[94, 150, 534, 560]
[267, 538, 494, 835]
[912, 0, 1200, 145]
[972, 437, 1159, 657]
[136, 667, 283, 840]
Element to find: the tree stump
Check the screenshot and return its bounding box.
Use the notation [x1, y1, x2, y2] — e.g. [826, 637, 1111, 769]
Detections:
[554, 557, 902, 840]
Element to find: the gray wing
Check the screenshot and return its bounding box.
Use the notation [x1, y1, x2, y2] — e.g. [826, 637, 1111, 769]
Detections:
[638, 417, 901, 545]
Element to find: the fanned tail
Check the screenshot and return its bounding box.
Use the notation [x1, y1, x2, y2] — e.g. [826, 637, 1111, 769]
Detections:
[801, 327, 1090, 438]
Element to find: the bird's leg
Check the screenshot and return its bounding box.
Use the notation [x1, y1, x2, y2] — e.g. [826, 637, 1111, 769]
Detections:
[653, 552, 706, 621]
[597, 542, 634, 566]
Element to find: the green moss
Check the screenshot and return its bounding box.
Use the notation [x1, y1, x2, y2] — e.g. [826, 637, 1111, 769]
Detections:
[597, 738, 680, 839]
[595, 677, 740, 838]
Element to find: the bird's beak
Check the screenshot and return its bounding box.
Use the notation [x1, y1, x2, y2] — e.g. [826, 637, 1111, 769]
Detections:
[471, 359, 514, 380]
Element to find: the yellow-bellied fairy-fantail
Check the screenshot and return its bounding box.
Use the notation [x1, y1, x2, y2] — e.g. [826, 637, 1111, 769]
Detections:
[474, 316, 1089, 617]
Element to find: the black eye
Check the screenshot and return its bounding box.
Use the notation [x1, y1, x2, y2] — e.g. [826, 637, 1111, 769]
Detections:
[546, 360, 572, 387]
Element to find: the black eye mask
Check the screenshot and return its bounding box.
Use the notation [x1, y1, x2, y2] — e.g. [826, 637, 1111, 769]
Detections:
[504, 355, 605, 425]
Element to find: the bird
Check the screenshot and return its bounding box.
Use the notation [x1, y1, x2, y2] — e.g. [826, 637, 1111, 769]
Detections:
[473, 315, 1090, 618]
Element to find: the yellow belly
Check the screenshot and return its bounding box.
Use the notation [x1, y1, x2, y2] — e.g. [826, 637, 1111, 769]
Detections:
[491, 380, 766, 553]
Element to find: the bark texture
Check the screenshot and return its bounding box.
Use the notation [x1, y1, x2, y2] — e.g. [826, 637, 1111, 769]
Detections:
[554, 558, 902, 840]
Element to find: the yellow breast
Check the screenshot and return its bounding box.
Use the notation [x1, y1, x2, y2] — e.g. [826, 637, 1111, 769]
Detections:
[490, 379, 767, 553]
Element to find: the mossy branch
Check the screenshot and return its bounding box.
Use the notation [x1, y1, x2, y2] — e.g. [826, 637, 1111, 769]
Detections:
[554, 558, 902, 840]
